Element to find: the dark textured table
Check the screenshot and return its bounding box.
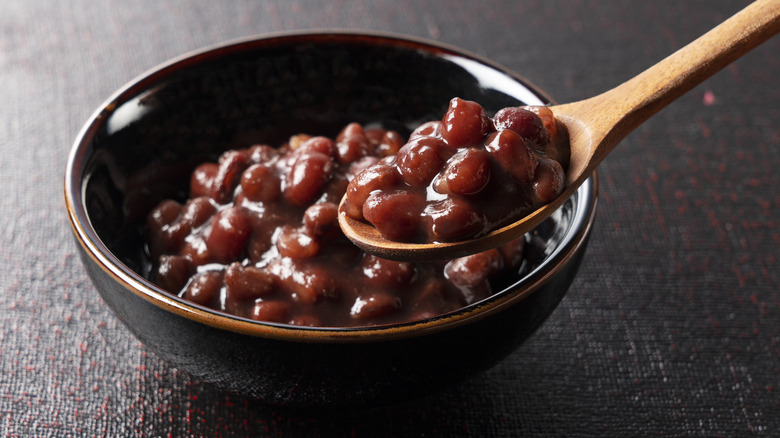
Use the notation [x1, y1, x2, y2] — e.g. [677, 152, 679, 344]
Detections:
[2, 1, 778, 436]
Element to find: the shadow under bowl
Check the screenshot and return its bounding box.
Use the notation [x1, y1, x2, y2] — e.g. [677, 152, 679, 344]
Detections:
[64, 31, 598, 407]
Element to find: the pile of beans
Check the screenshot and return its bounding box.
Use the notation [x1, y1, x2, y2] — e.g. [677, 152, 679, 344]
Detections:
[145, 102, 557, 327]
[343, 98, 570, 242]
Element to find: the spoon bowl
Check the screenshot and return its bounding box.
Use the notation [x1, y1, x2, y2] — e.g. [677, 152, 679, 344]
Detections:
[340, 0, 780, 262]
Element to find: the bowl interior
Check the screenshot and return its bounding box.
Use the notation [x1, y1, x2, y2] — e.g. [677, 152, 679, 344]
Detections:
[68, 32, 590, 332]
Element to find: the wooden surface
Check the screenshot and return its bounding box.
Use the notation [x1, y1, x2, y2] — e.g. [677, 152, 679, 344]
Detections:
[2, 1, 779, 436]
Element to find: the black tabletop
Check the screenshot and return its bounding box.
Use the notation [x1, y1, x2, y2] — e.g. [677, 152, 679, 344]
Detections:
[3, 1, 778, 436]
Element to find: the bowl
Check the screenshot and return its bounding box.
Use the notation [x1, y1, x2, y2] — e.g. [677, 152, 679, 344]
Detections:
[64, 31, 598, 407]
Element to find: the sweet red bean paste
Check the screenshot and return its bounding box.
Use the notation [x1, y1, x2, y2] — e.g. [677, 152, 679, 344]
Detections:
[343, 98, 570, 243]
[145, 99, 556, 327]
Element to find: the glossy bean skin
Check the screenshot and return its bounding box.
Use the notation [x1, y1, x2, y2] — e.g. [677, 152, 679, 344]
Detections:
[531, 158, 566, 204]
[303, 202, 339, 237]
[343, 161, 400, 220]
[155, 255, 195, 293]
[424, 197, 486, 242]
[183, 271, 223, 307]
[284, 152, 333, 206]
[206, 206, 253, 264]
[146, 200, 185, 258]
[368, 128, 404, 157]
[350, 293, 402, 320]
[212, 150, 249, 204]
[363, 191, 426, 242]
[441, 97, 492, 147]
[396, 136, 450, 187]
[224, 262, 275, 301]
[276, 225, 320, 259]
[485, 129, 538, 184]
[251, 300, 291, 323]
[361, 255, 416, 288]
[146, 122, 552, 327]
[190, 163, 218, 200]
[336, 123, 371, 164]
[445, 249, 503, 288]
[435, 148, 491, 195]
[493, 106, 551, 152]
[241, 164, 281, 203]
[526, 106, 571, 169]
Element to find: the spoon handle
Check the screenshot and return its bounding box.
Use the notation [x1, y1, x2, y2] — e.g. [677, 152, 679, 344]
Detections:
[557, 0, 780, 173]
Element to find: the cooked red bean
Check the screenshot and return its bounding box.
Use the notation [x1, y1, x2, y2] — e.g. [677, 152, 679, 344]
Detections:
[364, 127, 385, 145]
[303, 202, 339, 237]
[396, 136, 450, 187]
[241, 164, 281, 203]
[531, 157, 566, 204]
[206, 206, 253, 263]
[298, 136, 336, 157]
[435, 148, 491, 195]
[493, 106, 551, 152]
[190, 163, 218, 199]
[424, 197, 486, 242]
[211, 150, 248, 204]
[179, 237, 211, 266]
[337, 122, 364, 142]
[441, 97, 492, 147]
[361, 255, 415, 288]
[284, 152, 332, 206]
[347, 156, 380, 180]
[276, 225, 319, 259]
[527, 106, 557, 137]
[180, 196, 218, 230]
[251, 300, 291, 323]
[485, 129, 538, 184]
[350, 292, 402, 320]
[370, 129, 404, 157]
[148, 199, 182, 232]
[146, 121, 556, 327]
[343, 160, 400, 220]
[409, 121, 442, 140]
[248, 144, 278, 164]
[155, 255, 195, 293]
[288, 134, 311, 150]
[363, 191, 425, 242]
[224, 262, 275, 301]
[146, 200, 184, 257]
[445, 249, 503, 287]
[526, 106, 571, 169]
[184, 270, 223, 307]
[274, 261, 337, 304]
[336, 123, 371, 164]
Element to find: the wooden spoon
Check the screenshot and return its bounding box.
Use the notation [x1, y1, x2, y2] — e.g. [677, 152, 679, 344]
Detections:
[339, 0, 780, 262]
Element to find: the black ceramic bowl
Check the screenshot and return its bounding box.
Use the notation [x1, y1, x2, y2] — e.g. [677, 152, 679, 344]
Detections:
[65, 31, 598, 407]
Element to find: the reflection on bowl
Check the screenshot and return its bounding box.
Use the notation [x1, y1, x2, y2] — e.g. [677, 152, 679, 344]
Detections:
[65, 31, 597, 407]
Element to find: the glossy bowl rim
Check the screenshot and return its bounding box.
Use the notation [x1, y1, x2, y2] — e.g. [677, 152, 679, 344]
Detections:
[64, 30, 597, 343]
